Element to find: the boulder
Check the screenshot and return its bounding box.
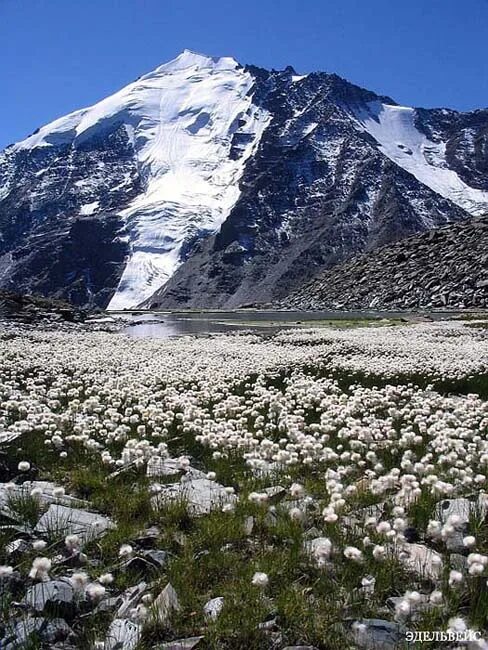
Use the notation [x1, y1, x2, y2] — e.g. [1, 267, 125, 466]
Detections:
[203, 596, 224, 620]
[152, 583, 181, 624]
[105, 618, 141, 650]
[396, 543, 443, 581]
[24, 579, 76, 619]
[35, 504, 113, 543]
[152, 478, 236, 516]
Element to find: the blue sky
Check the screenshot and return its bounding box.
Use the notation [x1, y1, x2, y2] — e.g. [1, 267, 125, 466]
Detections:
[1, 0, 487, 149]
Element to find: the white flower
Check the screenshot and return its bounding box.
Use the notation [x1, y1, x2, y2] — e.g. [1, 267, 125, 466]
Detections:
[52, 487, 65, 498]
[65, 534, 80, 552]
[322, 507, 338, 523]
[463, 535, 476, 548]
[18, 461, 30, 472]
[430, 590, 443, 605]
[448, 570, 464, 587]
[118, 544, 134, 558]
[206, 471, 216, 480]
[289, 507, 304, 522]
[290, 482, 305, 498]
[251, 572, 269, 587]
[376, 521, 391, 535]
[447, 617, 467, 633]
[394, 598, 411, 620]
[70, 572, 89, 590]
[32, 540, 47, 551]
[344, 546, 363, 562]
[372, 545, 386, 560]
[98, 573, 114, 585]
[29, 557, 52, 580]
[0, 566, 14, 577]
[129, 604, 148, 621]
[469, 562, 485, 576]
[86, 582, 106, 600]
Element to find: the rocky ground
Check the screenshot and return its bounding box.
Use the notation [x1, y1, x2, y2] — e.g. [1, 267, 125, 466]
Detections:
[0, 320, 488, 649]
[281, 216, 488, 311]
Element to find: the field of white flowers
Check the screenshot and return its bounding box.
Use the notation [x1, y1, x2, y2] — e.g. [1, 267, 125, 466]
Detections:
[0, 319, 488, 649]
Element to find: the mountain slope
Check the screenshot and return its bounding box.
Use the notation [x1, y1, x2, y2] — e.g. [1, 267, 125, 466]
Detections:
[280, 215, 488, 310]
[1, 51, 487, 309]
[143, 71, 485, 308]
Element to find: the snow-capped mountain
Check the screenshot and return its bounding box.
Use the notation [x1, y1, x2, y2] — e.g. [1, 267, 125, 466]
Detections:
[0, 50, 487, 308]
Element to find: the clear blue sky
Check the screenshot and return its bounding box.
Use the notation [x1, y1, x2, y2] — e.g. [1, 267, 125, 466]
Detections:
[1, 0, 487, 149]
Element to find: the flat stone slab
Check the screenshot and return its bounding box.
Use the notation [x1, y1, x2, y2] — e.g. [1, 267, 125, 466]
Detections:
[0, 481, 88, 519]
[116, 581, 147, 619]
[35, 504, 113, 543]
[146, 457, 181, 477]
[152, 478, 236, 516]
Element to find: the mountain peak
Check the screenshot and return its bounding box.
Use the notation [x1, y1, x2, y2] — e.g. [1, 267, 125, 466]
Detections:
[151, 49, 240, 75]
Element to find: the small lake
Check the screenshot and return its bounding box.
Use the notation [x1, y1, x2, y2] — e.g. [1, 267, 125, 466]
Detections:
[110, 310, 463, 339]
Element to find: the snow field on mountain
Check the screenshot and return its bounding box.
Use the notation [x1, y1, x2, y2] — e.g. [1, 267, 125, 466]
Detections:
[353, 102, 488, 216]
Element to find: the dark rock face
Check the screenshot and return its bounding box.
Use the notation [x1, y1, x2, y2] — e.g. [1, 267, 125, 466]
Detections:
[415, 109, 488, 191]
[280, 215, 488, 310]
[0, 124, 137, 308]
[143, 72, 477, 309]
[0, 290, 87, 323]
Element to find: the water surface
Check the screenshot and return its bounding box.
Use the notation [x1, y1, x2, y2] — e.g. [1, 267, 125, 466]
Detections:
[114, 310, 461, 339]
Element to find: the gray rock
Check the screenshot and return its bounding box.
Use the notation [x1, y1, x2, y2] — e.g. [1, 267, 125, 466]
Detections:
[152, 583, 181, 624]
[450, 553, 468, 571]
[105, 618, 141, 650]
[24, 579, 75, 618]
[396, 542, 443, 581]
[0, 481, 88, 519]
[5, 538, 30, 557]
[135, 525, 161, 547]
[123, 549, 168, 575]
[116, 581, 147, 618]
[203, 596, 224, 620]
[264, 485, 286, 503]
[350, 618, 407, 649]
[156, 638, 204, 650]
[152, 478, 236, 516]
[243, 516, 254, 535]
[433, 496, 486, 552]
[3, 616, 71, 649]
[146, 456, 181, 477]
[35, 503, 113, 543]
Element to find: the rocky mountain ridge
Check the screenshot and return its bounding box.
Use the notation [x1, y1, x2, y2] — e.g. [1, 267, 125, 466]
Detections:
[1, 51, 487, 309]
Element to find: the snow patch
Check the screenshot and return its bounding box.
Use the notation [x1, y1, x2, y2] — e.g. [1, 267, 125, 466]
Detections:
[79, 201, 99, 216]
[351, 102, 488, 216]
